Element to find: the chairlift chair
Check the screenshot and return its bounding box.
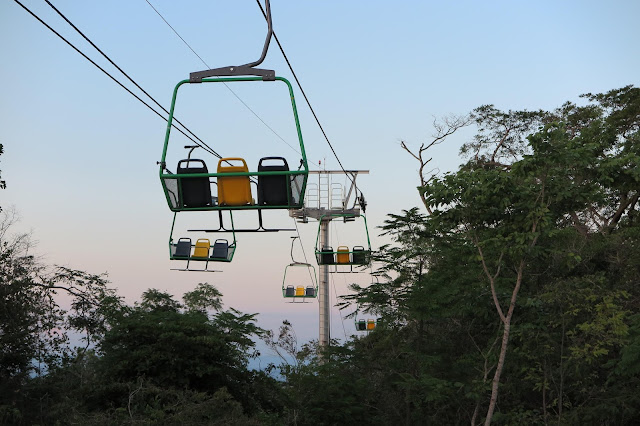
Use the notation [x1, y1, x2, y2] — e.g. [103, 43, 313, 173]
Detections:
[168, 212, 237, 271]
[158, 77, 309, 213]
[282, 262, 318, 303]
[282, 236, 318, 302]
[159, 0, 307, 214]
[354, 317, 378, 332]
[315, 214, 372, 272]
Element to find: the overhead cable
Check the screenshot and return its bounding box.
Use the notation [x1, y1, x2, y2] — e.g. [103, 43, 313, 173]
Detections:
[143, 0, 209, 67]
[254, 0, 362, 196]
[43, 0, 223, 159]
[292, 218, 317, 289]
[12, 0, 214, 155]
[144, 0, 303, 157]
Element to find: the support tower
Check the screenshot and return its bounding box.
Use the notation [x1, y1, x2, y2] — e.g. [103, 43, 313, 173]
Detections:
[290, 170, 368, 348]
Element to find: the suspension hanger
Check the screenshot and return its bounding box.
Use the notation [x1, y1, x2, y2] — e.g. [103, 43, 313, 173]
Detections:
[190, 0, 275, 82]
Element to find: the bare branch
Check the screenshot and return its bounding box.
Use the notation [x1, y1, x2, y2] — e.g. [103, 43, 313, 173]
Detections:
[400, 114, 472, 214]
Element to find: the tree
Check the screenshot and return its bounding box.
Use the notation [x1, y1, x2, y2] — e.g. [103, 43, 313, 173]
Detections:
[0, 208, 119, 423]
[318, 86, 640, 425]
[92, 287, 279, 420]
[183, 282, 223, 313]
[416, 86, 640, 424]
[333, 207, 495, 424]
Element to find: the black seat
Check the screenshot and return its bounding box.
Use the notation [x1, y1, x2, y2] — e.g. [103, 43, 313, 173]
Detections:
[210, 239, 229, 260]
[352, 246, 367, 264]
[318, 246, 335, 265]
[177, 159, 212, 208]
[174, 238, 192, 258]
[257, 157, 291, 206]
[305, 286, 316, 297]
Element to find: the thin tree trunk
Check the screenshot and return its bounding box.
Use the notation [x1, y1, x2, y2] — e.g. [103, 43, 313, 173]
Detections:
[484, 260, 525, 426]
[471, 403, 480, 426]
[484, 320, 511, 425]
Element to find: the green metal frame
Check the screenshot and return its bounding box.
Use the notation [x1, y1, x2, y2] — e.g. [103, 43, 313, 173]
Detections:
[315, 214, 372, 266]
[168, 212, 237, 264]
[282, 262, 318, 299]
[159, 77, 308, 211]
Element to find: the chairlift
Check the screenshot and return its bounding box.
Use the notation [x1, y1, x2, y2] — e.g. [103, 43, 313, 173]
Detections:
[282, 237, 318, 302]
[355, 318, 380, 332]
[315, 213, 372, 272]
[158, 0, 308, 216]
[159, 0, 306, 270]
[168, 211, 237, 271]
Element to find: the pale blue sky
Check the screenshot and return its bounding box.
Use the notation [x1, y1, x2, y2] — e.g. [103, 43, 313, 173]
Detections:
[1, 0, 638, 346]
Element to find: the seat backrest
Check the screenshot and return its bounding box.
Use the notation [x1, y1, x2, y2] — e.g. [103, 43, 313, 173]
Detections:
[295, 286, 305, 296]
[177, 159, 212, 208]
[336, 246, 350, 264]
[319, 246, 335, 265]
[193, 239, 210, 258]
[352, 246, 366, 264]
[357, 320, 367, 331]
[174, 238, 192, 258]
[285, 286, 295, 297]
[217, 158, 252, 206]
[211, 239, 229, 260]
[257, 157, 291, 206]
[305, 286, 316, 297]
[367, 319, 376, 330]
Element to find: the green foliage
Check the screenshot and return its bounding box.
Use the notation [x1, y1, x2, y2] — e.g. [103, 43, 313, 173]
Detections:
[1, 205, 280, 423]
[0, 209, 124, 424]
[617, 314, 640, 376]
[4, 85, 639, 425]
[325, 85, 640, 425]
[96, 289, 265, 405]
[6, 286, 284, 424]
[183, 282, 223, 313]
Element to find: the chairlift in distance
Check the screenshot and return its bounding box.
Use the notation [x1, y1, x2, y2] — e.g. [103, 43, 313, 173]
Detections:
[315, 213, 372, 272]
[352, 275, 381, 331]
[282, 237, 318, 302]
[355, 317, 379, 332]
[168, 211, 237, 272]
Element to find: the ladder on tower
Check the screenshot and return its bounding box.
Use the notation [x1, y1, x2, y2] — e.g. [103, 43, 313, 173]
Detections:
[318, 173, 330, 209]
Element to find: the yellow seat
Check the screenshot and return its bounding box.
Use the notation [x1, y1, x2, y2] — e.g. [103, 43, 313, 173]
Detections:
[217, 158, 252, 206]
[367, 319, 376, 330]
[193, 239, 210, 258]
[295, 286, 305, 297]
[336, 246, 350, 264]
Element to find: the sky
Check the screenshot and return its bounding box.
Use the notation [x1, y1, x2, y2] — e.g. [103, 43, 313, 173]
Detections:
[1, 0, 639, 353]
